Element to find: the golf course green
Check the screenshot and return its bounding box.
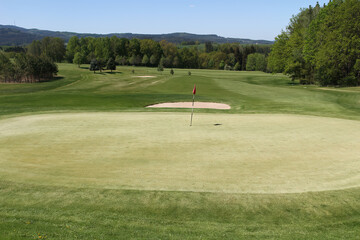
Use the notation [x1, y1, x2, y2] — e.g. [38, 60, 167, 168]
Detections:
[1, 64, 360, 239]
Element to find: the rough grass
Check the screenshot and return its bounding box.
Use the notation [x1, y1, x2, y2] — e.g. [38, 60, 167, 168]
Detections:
[1, 64, 360, 239]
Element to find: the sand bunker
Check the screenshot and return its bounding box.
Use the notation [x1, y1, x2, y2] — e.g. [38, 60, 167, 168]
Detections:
[135, 76, 156, 78]
[147, 102, 231, 109]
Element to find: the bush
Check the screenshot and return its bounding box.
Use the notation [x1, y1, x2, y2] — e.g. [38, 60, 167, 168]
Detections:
[338, 76, 359, 87]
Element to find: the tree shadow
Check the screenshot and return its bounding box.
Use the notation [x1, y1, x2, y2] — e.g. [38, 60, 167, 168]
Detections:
[104, 72, 122, 74]
[42, 76, 64, 83]
[287, 81, 300, 86]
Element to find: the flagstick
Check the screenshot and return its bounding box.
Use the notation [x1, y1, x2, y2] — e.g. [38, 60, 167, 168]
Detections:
[190, 94, 195, 126]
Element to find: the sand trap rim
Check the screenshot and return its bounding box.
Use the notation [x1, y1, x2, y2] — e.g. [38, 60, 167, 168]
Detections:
[146, 102, 231, 110]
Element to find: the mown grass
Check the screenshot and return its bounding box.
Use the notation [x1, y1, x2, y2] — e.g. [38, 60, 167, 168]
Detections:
[1, 113, 360, 194]
[0, 63, 359, 119]
[0, 63, 360, 239]
[2, 181, 360, 239]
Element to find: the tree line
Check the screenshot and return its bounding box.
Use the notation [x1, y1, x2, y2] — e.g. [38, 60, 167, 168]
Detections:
[267, 0, 360, 86]
[65, 36, 271, 71]
[1, 34, 271, 83]
[20, 35, 270, 71]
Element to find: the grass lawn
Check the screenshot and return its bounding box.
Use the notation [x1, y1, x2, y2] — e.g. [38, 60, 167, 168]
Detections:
[0, 64, 360, 239]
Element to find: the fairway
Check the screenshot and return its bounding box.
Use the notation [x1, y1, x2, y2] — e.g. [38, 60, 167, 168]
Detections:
[1, 112, 359, 194]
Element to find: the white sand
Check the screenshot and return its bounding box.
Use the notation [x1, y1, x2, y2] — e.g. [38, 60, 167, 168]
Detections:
[147, 102, 231, 110]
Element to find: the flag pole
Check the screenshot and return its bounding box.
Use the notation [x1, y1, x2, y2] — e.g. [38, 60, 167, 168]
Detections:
[190, 84, 196, 126]
[190, 94, 195, 126]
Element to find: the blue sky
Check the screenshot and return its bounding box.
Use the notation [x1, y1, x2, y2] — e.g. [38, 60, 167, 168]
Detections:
[1, 0, 329, 40]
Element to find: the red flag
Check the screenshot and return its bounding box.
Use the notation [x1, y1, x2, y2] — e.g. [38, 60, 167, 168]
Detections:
[192, 84, 196, 95]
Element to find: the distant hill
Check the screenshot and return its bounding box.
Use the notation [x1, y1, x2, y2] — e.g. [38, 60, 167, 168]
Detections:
[0, 25, 274, 46]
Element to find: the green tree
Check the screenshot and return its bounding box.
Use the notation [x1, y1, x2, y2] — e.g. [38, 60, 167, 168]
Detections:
[160, 40, 177, 67]
[27, 40, 42, 57]
[129, 39, 141, 56]
[73, 52, 86, 67]
[157, 64, 164, 72]
[267, 32, 290, 73]
[48, 37, 66, 62]
[66, 36, 80, 63]
[354, 59, 360, 80]
[219, 60, 225, 70]
[205, 42, 213, 53]
[150, 54, 158, 66]
[89, 59, 98, 73]
[129, 55, 141, 66]
[0, 52, 14, 82]
[106, 57, 116, 72]
[234, 62, 241, 71]
[304, 0, 360, 86]
[246, 53, 267, 72]
[116, 55, 127, 65]
[142, 55, 149, 66]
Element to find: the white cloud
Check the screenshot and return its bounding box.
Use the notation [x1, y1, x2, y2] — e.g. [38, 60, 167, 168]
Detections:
[189, 4, 196, 8]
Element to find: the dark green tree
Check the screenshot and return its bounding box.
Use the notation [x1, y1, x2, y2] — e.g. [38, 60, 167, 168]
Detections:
[157, 64, 164, 72]
[106, 57, 116, 72]
[89, 59, 98, 73]
[205, 42, 213, 53]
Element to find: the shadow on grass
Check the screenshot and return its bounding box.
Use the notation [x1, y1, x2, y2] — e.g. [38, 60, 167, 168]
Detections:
[104, 72, 122, 75]
[42, 76, 65, 83]
[91, 71, 123, 75]
[287, 81, 300, 86]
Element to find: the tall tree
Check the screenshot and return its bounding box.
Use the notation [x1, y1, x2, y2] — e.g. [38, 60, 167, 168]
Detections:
[89, 59, 98, 73]
[142, 55, 149, 66]
[66, 36, 80, 62]
[73, 52, 86, 67]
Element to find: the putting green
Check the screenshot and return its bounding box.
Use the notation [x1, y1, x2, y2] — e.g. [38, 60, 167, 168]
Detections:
[0, 112, 360, 193]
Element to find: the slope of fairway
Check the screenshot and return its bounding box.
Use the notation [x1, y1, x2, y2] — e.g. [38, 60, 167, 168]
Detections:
[1, 112, 359, 194]
[1, 64, 360, 121]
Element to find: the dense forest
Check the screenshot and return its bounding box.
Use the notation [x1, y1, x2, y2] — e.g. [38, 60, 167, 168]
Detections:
[268, 0, 360, 86]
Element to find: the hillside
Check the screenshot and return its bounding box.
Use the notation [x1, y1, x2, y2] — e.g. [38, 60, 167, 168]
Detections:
[0, 24, 274, 46]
